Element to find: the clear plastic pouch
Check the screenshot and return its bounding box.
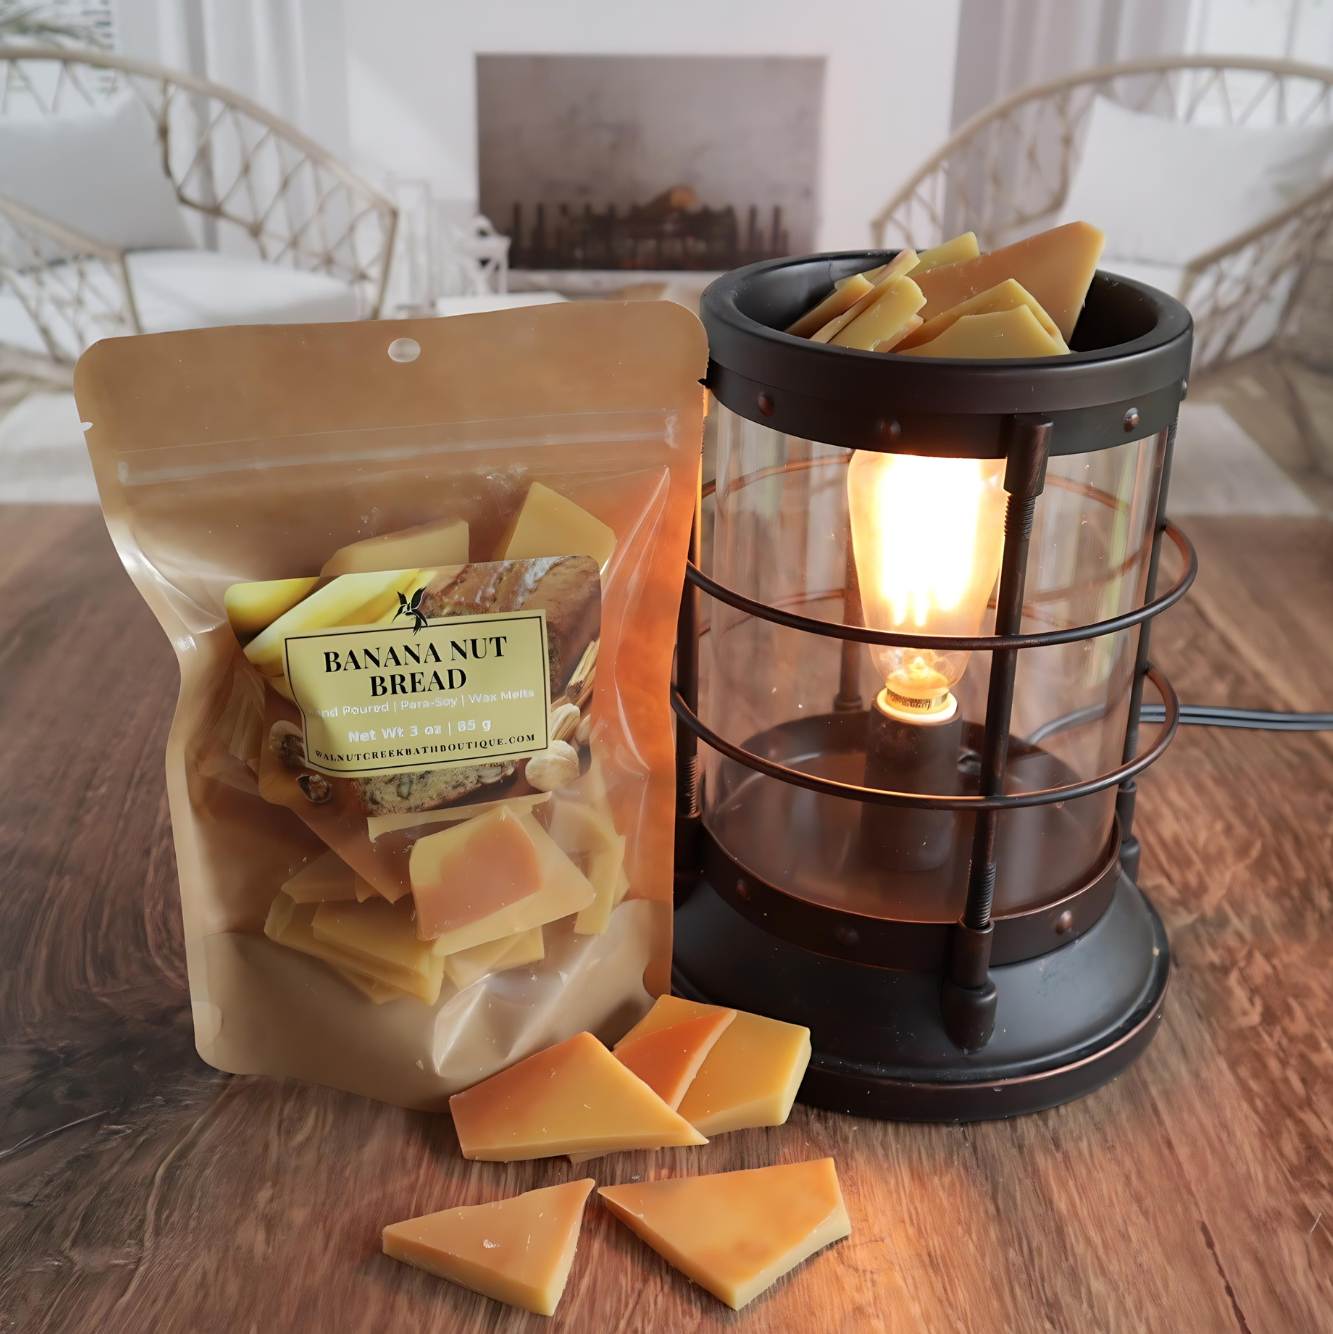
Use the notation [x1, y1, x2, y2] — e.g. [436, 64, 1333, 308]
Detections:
[75, 303, 707, 1109]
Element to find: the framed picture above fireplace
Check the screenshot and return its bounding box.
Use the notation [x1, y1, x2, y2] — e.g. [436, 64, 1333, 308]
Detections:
[476, 54, 824, 274]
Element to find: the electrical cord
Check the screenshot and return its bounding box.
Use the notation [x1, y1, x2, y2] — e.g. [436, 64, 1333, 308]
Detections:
[1028, 702, 1333, 744]
[1139, 704, 1333, 732]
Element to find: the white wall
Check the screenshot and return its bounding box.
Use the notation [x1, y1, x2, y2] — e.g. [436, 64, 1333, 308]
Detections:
[343, 0, 962, 251]
[116, 0, 351, 160]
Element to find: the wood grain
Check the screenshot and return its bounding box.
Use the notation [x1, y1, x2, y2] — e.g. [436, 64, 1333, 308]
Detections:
[0, 507, 1330, 1333]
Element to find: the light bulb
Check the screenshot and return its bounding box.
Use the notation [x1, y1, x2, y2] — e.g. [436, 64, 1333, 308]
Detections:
[847, 450, 1007, 719]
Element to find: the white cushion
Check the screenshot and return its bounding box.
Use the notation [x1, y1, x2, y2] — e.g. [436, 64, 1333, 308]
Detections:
[1100, 256, 1292, 359]
[0, 252, 361, 360]
[1059, 96, 1333, 265]
[0, 94, 194, 251]
[124, 250, 362, 331]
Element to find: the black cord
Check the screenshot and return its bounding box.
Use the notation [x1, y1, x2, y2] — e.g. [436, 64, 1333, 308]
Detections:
[1140, 704, 1333, 732]
[1028, 702, 1333, 744]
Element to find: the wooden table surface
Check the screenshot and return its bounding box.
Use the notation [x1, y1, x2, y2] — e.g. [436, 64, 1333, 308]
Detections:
[1, 505, 1330, 1334]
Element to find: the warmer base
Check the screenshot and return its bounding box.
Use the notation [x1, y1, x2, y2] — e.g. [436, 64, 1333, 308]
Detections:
[672, 872, 1170, 1122]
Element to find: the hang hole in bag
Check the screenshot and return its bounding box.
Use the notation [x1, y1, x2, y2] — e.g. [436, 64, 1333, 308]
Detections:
[387, 338, 421, 363]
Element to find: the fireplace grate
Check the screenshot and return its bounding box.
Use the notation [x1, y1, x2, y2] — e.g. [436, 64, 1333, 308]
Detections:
[507, 187, 789, 272]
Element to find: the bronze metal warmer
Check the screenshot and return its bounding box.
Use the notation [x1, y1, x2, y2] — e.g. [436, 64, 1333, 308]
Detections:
[671, 252, 1195, 1121]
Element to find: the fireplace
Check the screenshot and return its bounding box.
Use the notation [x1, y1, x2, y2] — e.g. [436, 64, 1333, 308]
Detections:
[476, 54, 824, 274]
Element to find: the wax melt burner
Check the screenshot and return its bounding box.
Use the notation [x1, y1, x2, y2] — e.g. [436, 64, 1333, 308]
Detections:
[672, 252, 1195, 1121]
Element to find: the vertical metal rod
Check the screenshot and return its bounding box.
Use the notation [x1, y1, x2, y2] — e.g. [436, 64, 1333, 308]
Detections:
[673, 463, 705, 902]
[834, 540, 864, 712]
[963, 418, 1052, 929]
[1117, 415, 1179, 882]
[942, 416, 1051, 1052]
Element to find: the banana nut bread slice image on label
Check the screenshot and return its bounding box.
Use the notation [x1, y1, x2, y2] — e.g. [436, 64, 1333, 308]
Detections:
[419, 555, 600, 698]
[354, 762, 516, 818]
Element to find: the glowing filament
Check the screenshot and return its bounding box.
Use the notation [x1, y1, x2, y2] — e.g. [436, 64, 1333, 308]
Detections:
[847, 450, 1008, 706]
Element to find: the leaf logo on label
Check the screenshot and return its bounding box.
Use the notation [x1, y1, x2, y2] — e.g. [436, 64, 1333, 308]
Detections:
[394, 586, 429, 634]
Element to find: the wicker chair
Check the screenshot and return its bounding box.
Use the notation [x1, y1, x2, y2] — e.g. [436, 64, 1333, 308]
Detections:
[872, 57, 1333, 370]
[0, 44, 396, 364]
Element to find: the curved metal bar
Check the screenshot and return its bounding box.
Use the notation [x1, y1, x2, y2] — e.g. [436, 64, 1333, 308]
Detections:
[704, 453, 1129, 513]
[704, 457, 1149, 611]
[688, 521, 1195, 651]
[710, 452, 848, 503]
[670, 666, 1180, 811]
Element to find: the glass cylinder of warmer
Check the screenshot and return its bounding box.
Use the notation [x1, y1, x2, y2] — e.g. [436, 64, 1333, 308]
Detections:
[700, 400, 1167, 926]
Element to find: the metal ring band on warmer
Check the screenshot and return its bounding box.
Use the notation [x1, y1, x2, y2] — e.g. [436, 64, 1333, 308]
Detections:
[685, 520, 1195, 652]
[669, 666, 1180, 811]
[699, 816, 1126, 970]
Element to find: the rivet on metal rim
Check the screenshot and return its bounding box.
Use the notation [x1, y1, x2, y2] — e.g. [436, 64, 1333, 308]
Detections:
[1123, 407, 1140, 432]
[834, 924, 861, 947]
[1054, 910, 1075, 934]
[877, 418, 902, 442]
[757, 393, 775, 416]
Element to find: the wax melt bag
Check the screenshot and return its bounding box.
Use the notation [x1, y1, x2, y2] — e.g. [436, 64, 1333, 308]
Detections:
[76, 303, 707, 1109]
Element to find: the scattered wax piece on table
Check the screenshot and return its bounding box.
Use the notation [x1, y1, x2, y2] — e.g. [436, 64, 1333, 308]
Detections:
[224, 576, 319, 638]
[568, 1007, 737, 1158]
[367, 792, 549, 841]
[614, 1009, 737, 1110]
[311, 896, 446, 1003]
[829, 276, 925, 351]
[320, 516, 469, 577]
[617, 995, 811, 1135]
[242, 568, 423, 677]
[783, 272, 874, 337]
[263, 894, 425, 1003]
[441, 925, 545, 989]
[449, 1030, 706, 1161]
[496, 481, 617, 570]
[598, 1159, 850, 1311]
[895, 277, 1068, 352]
[421, 812, 594, 956]
[897, 305, 1065, 359]
[914, 219, 1105, 342]
[409, 806, 544, 941]
[809, 249, 918, 344]
[280, 848, 369, 903]
[908, 230, 980, 275]
[383, 1179, 595, 1316]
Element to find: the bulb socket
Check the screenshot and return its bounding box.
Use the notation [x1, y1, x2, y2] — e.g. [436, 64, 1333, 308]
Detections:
[861, 692, 963, 872]
[877, 686, 958, 724]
